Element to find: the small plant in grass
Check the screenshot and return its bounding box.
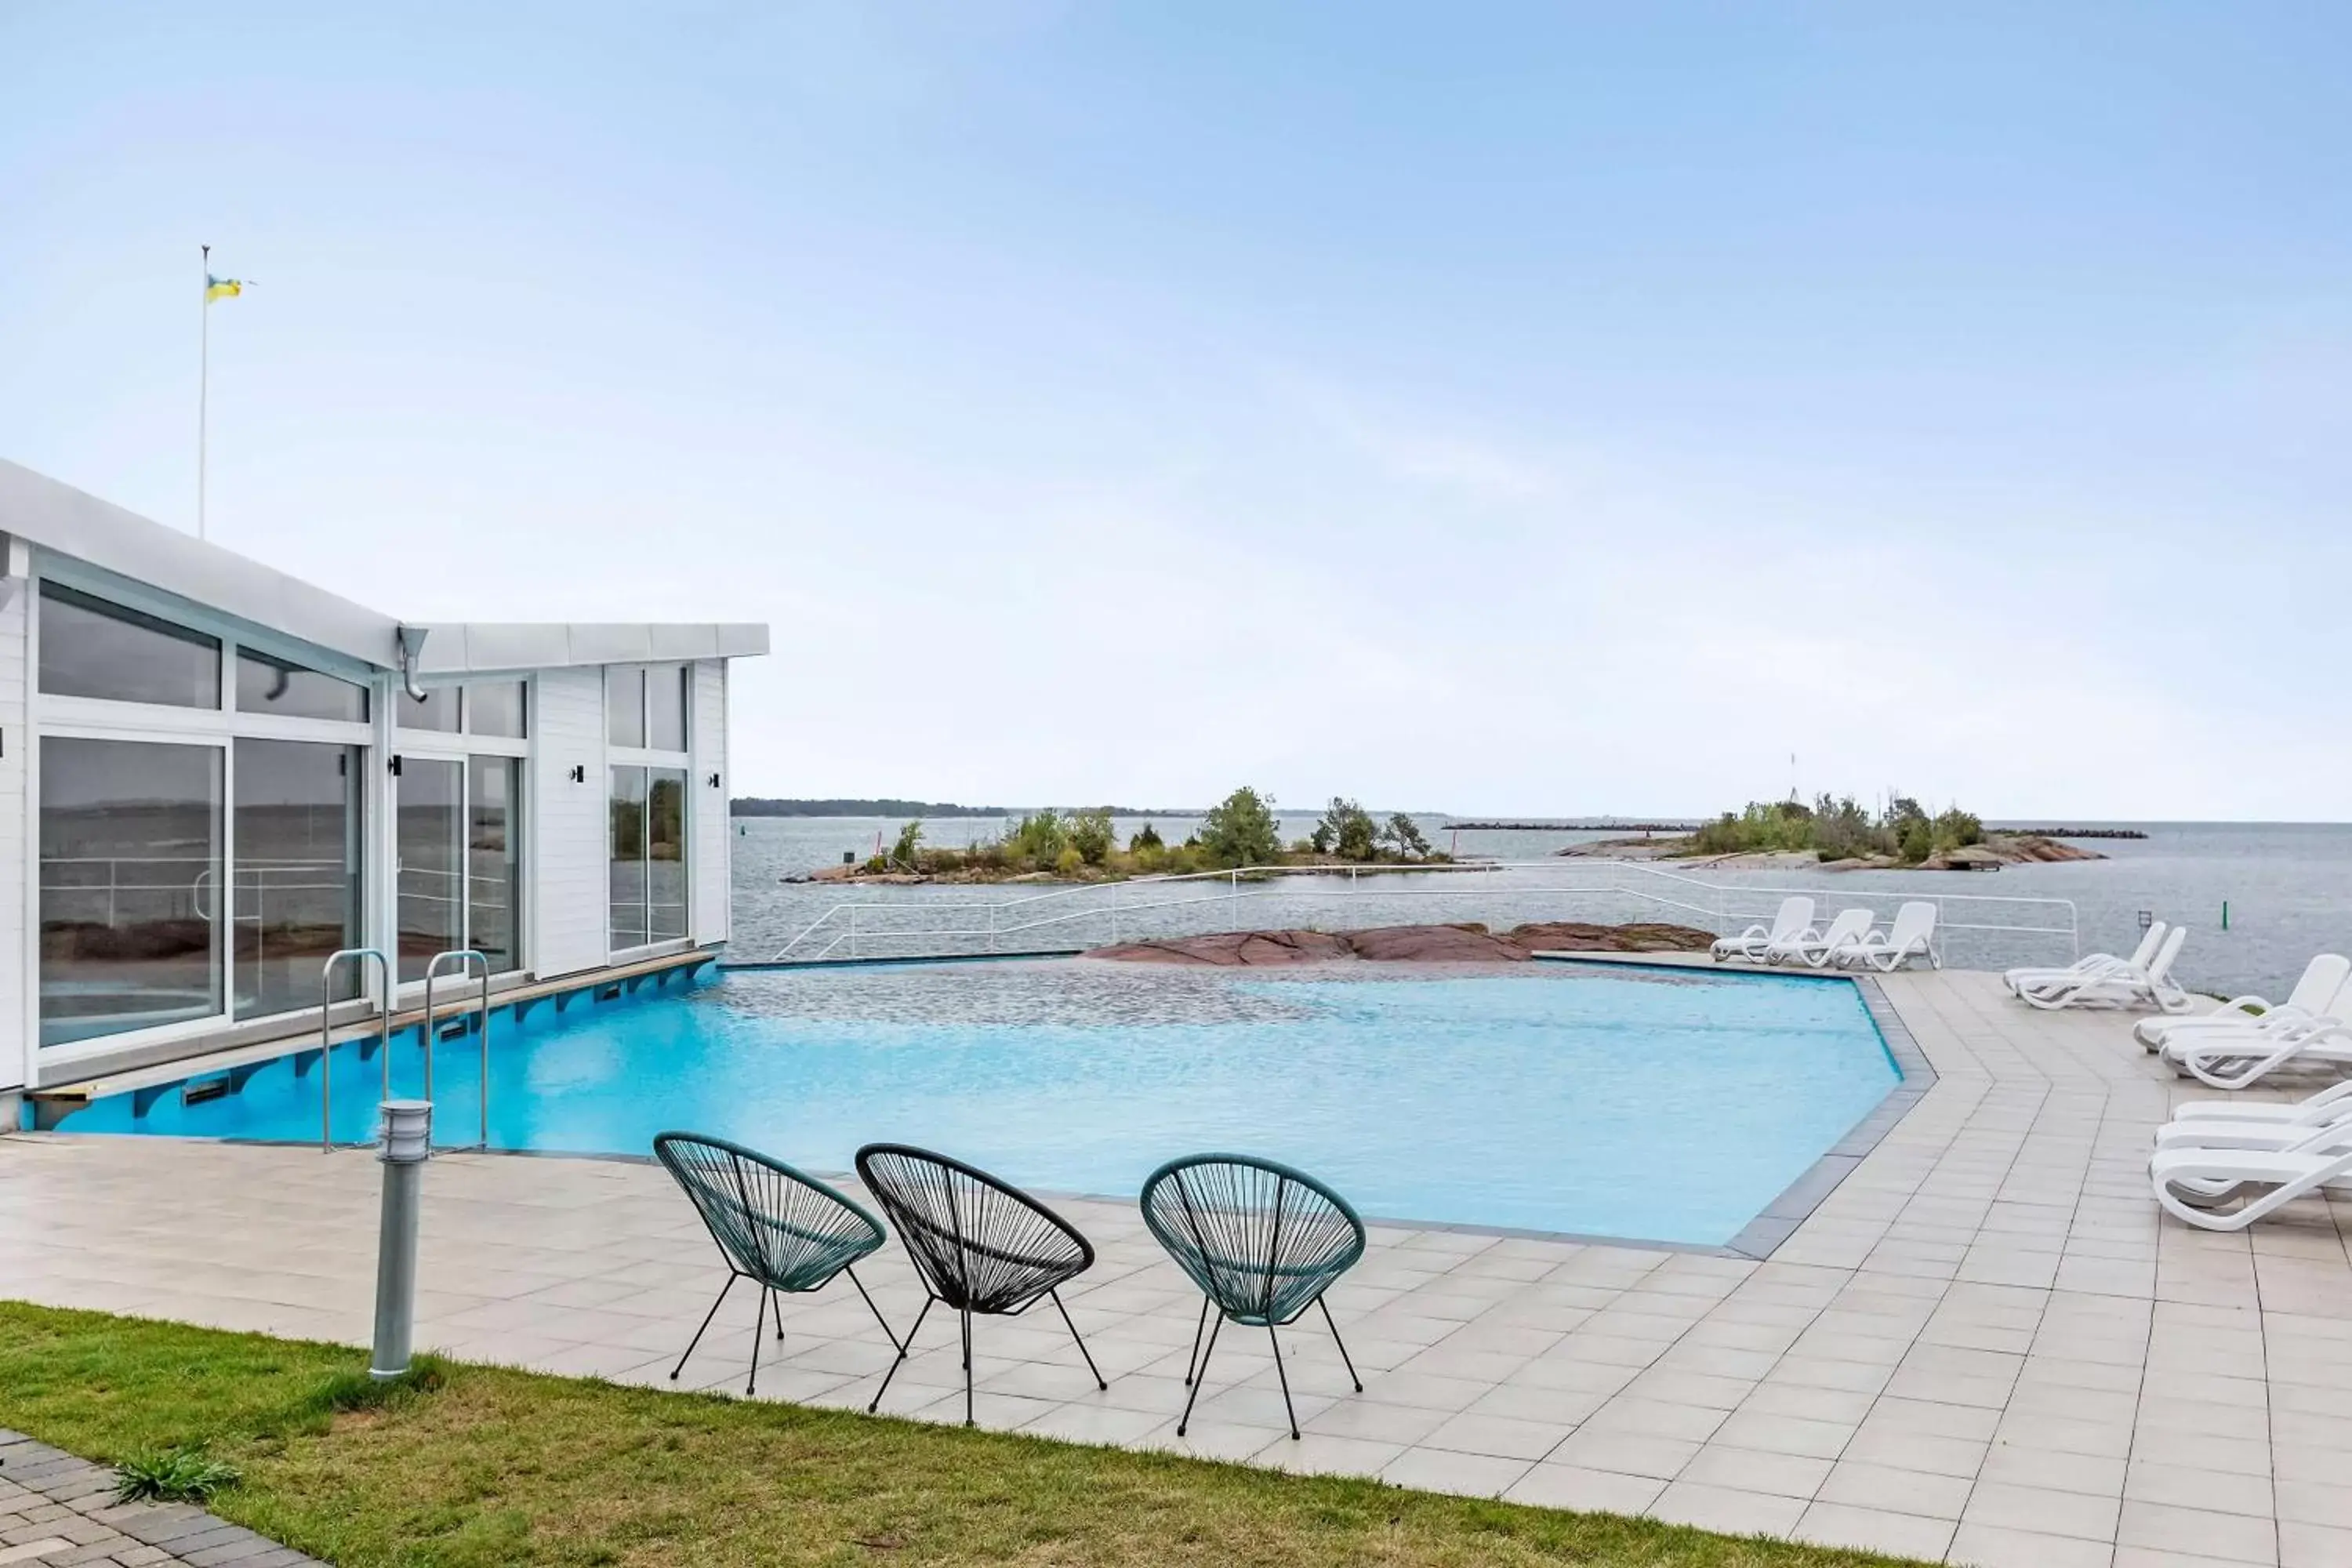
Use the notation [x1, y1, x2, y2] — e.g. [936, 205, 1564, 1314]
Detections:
[114, 1446, 241, 1504]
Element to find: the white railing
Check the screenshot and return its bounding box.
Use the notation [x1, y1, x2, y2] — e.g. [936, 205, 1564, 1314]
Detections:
[749, 859, 2078, 971]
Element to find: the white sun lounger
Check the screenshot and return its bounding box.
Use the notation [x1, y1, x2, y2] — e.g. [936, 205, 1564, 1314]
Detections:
[1714, 896, 1813, 963]
[2170, 1017, 2352, 1091]
[2136, 953, 2350, 1051]
[2020, 924, 2189, 1011]
[1834, 902, 1938, 972]
[2009, 924, 2165, 998]
[1765, 908, 1872, 967]
[2150, 1142, 2352, 1230]
[2154, 1100, 2352, 1152]
[2172, 1079, 2352, 1127]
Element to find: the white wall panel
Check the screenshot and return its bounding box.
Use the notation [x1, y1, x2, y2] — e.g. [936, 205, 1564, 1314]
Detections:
[691, 660, 731, 946]
[0, 544, 28, 1089]
[530, 667, 608, 978]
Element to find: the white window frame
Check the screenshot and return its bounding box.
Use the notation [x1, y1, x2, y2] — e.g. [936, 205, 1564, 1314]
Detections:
[390, 678, 533, 991]
[605, 664, 691, 958]
[29, 557, 376, 1067]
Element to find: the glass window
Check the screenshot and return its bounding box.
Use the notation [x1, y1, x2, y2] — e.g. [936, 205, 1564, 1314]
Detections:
[233, 740, 364, 1016]
[38, 737, 223, 1045]
[397, 686, 460, 732]
[467, 756, 522, 974]
[648, 768, 688, 941]
[466, 681, 527, 739]
[38, 582, 221, 709]
[607, 669, 645, 749]
[609, 766, 648, 950]
[395, 758, 463, 982]
[648, 666, 688, 753]
[236, 650, 368, 724]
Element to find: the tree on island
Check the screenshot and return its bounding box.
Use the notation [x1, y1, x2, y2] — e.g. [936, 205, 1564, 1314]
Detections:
[1199, 786, 1284, 867]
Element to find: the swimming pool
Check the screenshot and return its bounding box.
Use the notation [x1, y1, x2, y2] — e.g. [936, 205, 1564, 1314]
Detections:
[60, 959, 1905, 1247]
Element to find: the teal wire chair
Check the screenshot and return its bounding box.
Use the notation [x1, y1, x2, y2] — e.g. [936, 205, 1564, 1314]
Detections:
[654, 1131, 900, 1397]
[1140, 1153, 1367, 1439]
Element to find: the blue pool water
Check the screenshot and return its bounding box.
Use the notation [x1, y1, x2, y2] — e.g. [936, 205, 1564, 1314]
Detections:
[62, 960, 1901, 1246]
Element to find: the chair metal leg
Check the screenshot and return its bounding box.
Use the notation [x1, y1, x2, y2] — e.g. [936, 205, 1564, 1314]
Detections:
[1267, 1323, 1299, 1439]
[1182, 1294, 1210, 1387]
[1319, 1297, 1363, 1392]
[961, 1307, 975, 1428]
[1050, 1289, 1107, 1391]
[844, 1265, 903, 1354]
[670, 1272, 738, 1382]
[746, 1285, 772, 1397]
[866, 1294, 933, 1414]
[1176, 1312, 1223, 1436]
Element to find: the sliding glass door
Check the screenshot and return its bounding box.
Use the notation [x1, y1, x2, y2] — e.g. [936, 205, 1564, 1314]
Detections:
[233, 739, 365, 1015]
[395, 758, 463, 982]
[467, 756, 521, 975]
[609, 765, 688, 952]
[38, 738, 224, 1046]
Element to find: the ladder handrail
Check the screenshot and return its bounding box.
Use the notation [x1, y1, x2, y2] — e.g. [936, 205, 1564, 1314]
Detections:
[423, 949, 493, 1148]
[319, 948, 390, 1152]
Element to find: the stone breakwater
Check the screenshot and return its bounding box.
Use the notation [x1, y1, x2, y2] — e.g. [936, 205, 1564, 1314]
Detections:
[1086, 920, 1716, 966]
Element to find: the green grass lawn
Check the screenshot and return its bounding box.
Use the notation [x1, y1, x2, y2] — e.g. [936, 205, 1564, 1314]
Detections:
[0, 1303, 1922, 1568]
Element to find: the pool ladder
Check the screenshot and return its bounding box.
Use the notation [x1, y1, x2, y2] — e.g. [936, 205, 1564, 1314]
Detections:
[316, 949, 493, 1152]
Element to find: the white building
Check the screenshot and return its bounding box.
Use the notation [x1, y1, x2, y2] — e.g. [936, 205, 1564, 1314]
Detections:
[0, 459, 766, 1123]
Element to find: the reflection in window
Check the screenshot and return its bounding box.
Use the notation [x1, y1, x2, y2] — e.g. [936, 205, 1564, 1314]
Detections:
[397, 686, 459, 732]
[648, 666, 688, 752]
[648, 768, 688, 940]
[237, 651, 368, 723]
[395, 758, 463, 982]
[233, 740, 364, 1016]
[466, 681, 527, 739]
[38, 583, 221, 709]
[468, 756, 522, 973]
[38, 738, 223, 1045]
[609, 766, 648, 950]
[607, 668, 645, 749]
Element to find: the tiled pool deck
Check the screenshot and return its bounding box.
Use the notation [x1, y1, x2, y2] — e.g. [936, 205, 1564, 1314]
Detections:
[4, 967, 2349, 1568]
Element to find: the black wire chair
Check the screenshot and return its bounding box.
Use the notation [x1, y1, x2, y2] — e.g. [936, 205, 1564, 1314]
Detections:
[1140, 1152, 1368, 1439]
[855, 1142, 1105, 1425]
[653, 1131, 901, 1397]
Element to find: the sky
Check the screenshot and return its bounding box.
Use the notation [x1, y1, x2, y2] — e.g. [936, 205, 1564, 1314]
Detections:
[3, 2, 2347, 819]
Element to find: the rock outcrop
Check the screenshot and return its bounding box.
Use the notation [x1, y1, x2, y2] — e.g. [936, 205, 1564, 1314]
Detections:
[1087, 920, 1715, 966]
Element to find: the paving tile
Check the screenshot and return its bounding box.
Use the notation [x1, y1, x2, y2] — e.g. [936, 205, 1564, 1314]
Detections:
[1647, 1480, 1809, 1537]
[1377, 1447, 1533, 1500]
[1791, 1500, 1958, 1559]
[1501, 1462, 1668, 1516]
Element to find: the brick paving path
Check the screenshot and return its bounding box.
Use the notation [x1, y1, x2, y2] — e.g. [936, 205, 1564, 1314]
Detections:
[0, 1432, 318, 1568]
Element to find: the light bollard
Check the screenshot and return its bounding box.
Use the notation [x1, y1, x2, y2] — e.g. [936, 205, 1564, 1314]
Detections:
[369, 1099, 433, 1381]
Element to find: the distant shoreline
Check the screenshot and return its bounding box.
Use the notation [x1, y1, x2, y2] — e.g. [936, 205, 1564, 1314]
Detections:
[731, 797, 1202, 819]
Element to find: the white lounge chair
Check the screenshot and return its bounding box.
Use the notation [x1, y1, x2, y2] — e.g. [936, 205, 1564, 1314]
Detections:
[1835, 902, 1938, 972]
[2150, 1141, 2352, 1230]
[2154, 1116, 2352, 1158]
[2171, 1078, 2352, 1127]
[2019, 925, 2189, 1011]
[1714, 897, 1813, 964]
[2009, 924, 2165, 998]
[2171, 1017, 2352, 1091]
[1766, 908, 1872, 967]
[2136, 954, 2350, 1052]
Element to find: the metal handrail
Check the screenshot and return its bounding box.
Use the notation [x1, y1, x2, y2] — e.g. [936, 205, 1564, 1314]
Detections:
[760, 858, 2080, 967]
[422, 949, 492, 1147]
[318, 948, 390, 1152]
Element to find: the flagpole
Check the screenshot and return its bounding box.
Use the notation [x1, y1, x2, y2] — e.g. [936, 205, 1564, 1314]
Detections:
[198, 242, 210, 541]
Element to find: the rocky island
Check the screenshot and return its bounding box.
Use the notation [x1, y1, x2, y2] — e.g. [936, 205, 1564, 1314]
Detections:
[797, 789, 1456, 887]
[1553, 794, 2102, 871]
